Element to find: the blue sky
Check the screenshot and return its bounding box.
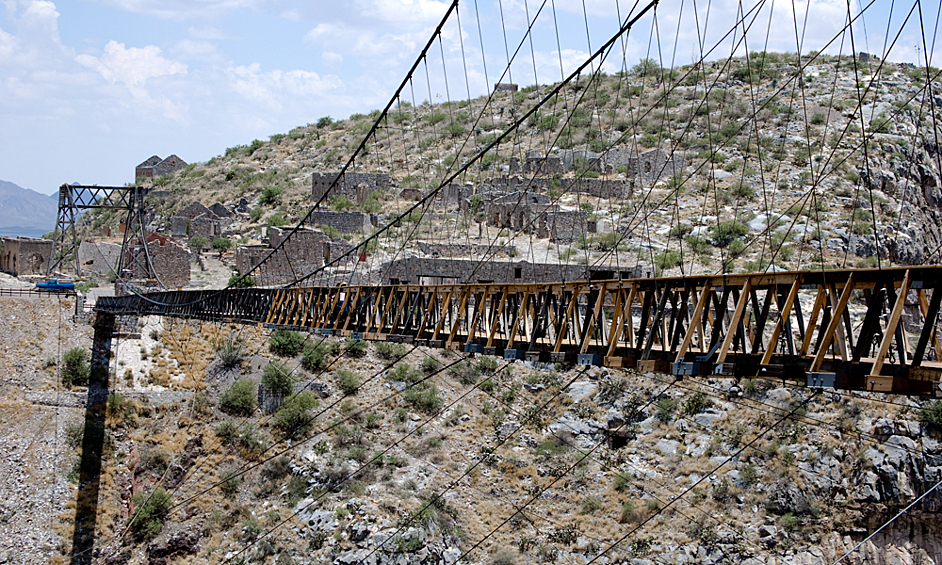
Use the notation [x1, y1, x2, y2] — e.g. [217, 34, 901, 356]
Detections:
[1, 0, 937, 195]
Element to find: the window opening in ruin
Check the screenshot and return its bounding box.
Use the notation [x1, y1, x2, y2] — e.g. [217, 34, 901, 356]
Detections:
[514, 268, 522, 279]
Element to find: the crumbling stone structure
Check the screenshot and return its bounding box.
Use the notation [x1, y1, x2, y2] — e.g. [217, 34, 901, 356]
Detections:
[484, 192, 587, 243]
[135, 155, 187, 179]
[140, 234, 191, 288]
[78, 240, 121, 277]
[509, 151, 566, 175]
[170, 201, 223, 240]
[380, 258, 638, 285]
[236, 227, 330, 285]
[209, 202, 232, 218]
[602, 148, 687, 183]
[0, 236, 53, 276]
[307, 211, 373, 234]
[416, 242, 516, 257]
[312, 172, 393, 203]
[494, 83, 518, 93]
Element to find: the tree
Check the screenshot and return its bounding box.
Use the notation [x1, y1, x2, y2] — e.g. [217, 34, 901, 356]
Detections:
[228, 273, 256, 288]
[211, 238, 233, 252]
[188, 235, 209, 249]
[275, 391, 319, 437]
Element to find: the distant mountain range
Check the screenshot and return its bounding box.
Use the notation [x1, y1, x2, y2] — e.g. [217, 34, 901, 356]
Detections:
[0, 179, 58, 238]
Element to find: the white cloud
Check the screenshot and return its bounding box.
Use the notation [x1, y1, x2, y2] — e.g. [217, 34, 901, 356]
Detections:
[171, 39, 225, 62]
[226, 63, 343, 110]
[0, 27, 17, 57]
[76, 40, 187, 87]
[187, 25, 235, 40]
[97, 0, 260, 20]
[322, 51, 343, 65]
[357, 0, 449, 24]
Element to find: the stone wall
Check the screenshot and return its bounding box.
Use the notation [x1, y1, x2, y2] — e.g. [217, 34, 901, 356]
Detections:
[602, 148, 687, 184]
[480, 176, 632, 199]
[312, 172, 393, 203]
[136, 155, 187, 179]
[484, 192, 586, 243]
[494, 83, 518, 92]
[416, 242, 516, 257]
[379, 258, 638, 284]
[145, 237, 191, 288]
[0, 236, 53, 276]
[307, 211, 373, 234]
[189, 216, 222, 240]
[78, 241, 121, 277]
[236, 227, 330, 285]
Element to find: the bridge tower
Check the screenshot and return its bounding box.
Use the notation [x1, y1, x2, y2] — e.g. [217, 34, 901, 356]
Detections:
[47, 184, 153, 280]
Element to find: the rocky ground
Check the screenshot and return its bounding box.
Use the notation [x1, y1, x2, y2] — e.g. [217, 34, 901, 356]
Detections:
[1, 296, 940, 564]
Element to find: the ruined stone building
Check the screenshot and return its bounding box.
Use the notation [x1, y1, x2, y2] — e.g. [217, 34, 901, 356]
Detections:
[307, 210, 373, 234]
[122, 233, 191, 288]
[312, 172, 393, 204]
[602, 148, 687, 183]
[170, 201, 223, 240]
[236, 226, 354, 286]
[0, 236, 53, 276]
[135, 155, 187, 179]
[78, 240, 122, 277]
[493, 83, 518, 93]
[380, 258, 638, 285]
[485, 192, 588, 243]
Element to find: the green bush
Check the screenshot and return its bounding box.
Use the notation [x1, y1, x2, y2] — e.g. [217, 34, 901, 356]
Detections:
[682, 391, 713, 416]
[344, 338, 368, 358]
[62, 347, 90, 387]
[129, 487, 172, 541]
[262, 361, 294, 397]
[220, 379, 257, 416]
[219, 468, 242, 499]
[403, 383, 443, 414]
[375, 342, 408, 361]
[275, 391, 319, 437]
[655, 397, 677, 422]
[215, 335, 244, 368]
[270, 329, 305, 357]
[228, 273, 257, 288]
[421, 356, 442, 374]
[712, 221, 750, 247]
[259, 185, 284, 206]
[581, 495, 603, 514]
[389, 363, 423, 384]
[188, 235, 210, 249]
[920, 401, 942, 435]
[301, 341, 335, 371]
[335, 370, 361, 395]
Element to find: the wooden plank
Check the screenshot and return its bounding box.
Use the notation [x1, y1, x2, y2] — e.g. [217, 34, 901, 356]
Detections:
[761, 278, 800, 365]
[716, 280, 752, 364]
[913, 287, 942, 366]
[675, 284, 712, 364]
[798, 287, 827, 357]
[811, 275, 855, 372]
[870, 270, 911, 377]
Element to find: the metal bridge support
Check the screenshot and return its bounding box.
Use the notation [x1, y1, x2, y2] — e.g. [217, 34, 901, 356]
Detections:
[48, 184, 152, 279]
[70, 312, 114, 565]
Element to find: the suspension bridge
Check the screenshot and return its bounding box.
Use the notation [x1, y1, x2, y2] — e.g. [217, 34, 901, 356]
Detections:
[11, 0, 942, 562]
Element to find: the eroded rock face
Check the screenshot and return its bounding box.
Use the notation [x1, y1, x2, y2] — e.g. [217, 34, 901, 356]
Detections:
[861, 140, 942, 265]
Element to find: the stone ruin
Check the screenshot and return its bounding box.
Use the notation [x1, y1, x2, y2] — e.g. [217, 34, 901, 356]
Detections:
[135, 154, 187, 179]
[485, 191, 588, 243]
[493, 83, 518, 93]
[307, 210, 373, 234]
[78, 240, 121, 277]
[170, 201, 224, 241]
[0, 236, 53, 277]
[601, 148, 687, 183]
[235, 226, 354, 286]
[380, 257, 638, 285]
[312, 172, 394, 204]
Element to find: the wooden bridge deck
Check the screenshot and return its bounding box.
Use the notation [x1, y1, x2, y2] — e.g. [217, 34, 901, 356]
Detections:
[96, 266, 942, 395]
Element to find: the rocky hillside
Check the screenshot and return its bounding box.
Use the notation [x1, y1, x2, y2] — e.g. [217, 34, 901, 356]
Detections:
[1, 310, 938, 565]
[69, 50, 942, 286]
[2, 53, 942, 565]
